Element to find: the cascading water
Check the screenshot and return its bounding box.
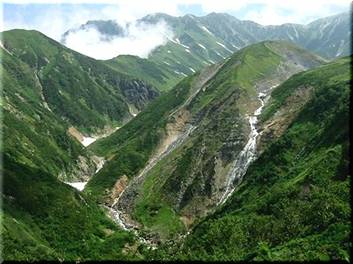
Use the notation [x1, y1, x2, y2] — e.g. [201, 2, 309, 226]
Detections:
[218, 91, 268, 206]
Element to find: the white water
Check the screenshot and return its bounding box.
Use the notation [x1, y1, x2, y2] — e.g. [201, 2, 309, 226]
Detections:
[95, 158, 105, 173]
[218, 92, 267, 205]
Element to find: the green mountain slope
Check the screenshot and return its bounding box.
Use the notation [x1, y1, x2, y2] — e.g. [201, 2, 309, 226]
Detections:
[1, 29, 160, 180]
[86, 41, 324, 241]
[156, 57, 350, 261]
[105, 54, 180, 92]
[1, 29, 160, 261]
[2, 154, 141, 261]
[2, 29, 158, 131]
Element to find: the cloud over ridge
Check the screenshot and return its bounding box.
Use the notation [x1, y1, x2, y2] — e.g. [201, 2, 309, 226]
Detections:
[62, 19, 174, 60]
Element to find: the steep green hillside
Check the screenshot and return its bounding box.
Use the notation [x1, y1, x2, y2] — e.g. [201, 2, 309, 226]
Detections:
[157, 57, 350, 261]
[86, 41, 324, 241]
[0, 29, 160, 261]
[105, 55, 181, 92]
[1, 29, 159, 180]
[2, 154, 142, 261]
[2, 29, 158, 132]
[2, 45, 92, 179]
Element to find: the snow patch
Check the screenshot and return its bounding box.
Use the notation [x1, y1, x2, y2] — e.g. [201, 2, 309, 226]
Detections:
[292, 25, 299, 39]
[215, 51, 226, 59]
[0, 41, 13, 55]
[335, 39, 345, 57]
[231, 43, 240, 49]
[174, 38, 190, 49]
[197, 43, 207, 50]
[82, 136, 96, 147]
[79, 126, 120, 147]
[201, 26, 214, 36]
[174, 70, 187, 77]
[216, 41, 233, 53]
[189, 67, 196, 73]
[65, 182, 88, 191]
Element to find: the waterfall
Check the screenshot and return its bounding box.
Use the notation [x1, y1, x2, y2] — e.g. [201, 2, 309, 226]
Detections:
[218, 92, 267, 205]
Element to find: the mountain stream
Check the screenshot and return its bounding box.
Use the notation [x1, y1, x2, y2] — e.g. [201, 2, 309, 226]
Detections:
[218, 91, 269, 205]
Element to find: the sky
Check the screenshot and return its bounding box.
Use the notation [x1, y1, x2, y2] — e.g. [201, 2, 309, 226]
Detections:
[1, 1, 351, 59]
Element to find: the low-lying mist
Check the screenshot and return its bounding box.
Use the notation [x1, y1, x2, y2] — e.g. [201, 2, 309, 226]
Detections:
[63, 19, 174, 60]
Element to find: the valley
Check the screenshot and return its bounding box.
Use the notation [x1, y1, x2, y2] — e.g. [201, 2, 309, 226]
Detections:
[1, 9, 351, 262]
[85, 41, 324, 244]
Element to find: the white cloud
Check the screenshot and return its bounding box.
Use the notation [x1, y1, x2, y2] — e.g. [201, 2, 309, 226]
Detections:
[64, 20, 174, 59]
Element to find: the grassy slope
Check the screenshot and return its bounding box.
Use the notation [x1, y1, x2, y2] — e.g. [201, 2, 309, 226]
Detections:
[2, 29, 158, 132]
[156, 57, 351, 261]
[2, 154, 141, 261]
[1, 29, 159, 260]
[2, 47, 89, 178]
[105, 55, 181, 92]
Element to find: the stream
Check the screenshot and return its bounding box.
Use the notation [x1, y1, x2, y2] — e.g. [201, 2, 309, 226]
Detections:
[218, 91, 268, 205]
[108, 88, 271, 245]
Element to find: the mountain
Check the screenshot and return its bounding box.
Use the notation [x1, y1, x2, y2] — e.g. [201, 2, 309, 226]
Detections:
[104, 54, 181, 92]
[2, 155, 140, 261]
[62, 12, 349, 91]
[158, 56, 350, 261]
[61, 20, 126, 42]
[2, 17, 350, 261]
[1, 29, 159, 180]
[85, 41, 324, 242]
[1, 29, 157, 260]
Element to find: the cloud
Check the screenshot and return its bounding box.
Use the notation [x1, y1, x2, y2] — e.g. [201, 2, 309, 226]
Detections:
[63, 19, 174, 59]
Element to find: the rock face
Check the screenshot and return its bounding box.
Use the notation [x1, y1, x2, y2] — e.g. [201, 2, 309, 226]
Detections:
[109, 175, 129, 205]
[119, 79, 159, 110]
[257, 85, 314, 153]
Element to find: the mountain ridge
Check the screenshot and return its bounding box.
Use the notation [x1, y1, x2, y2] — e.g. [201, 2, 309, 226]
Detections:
[62, 11, 349, 91]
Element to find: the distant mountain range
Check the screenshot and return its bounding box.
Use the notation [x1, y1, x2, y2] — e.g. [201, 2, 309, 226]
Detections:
[62, 12, 350, 91]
